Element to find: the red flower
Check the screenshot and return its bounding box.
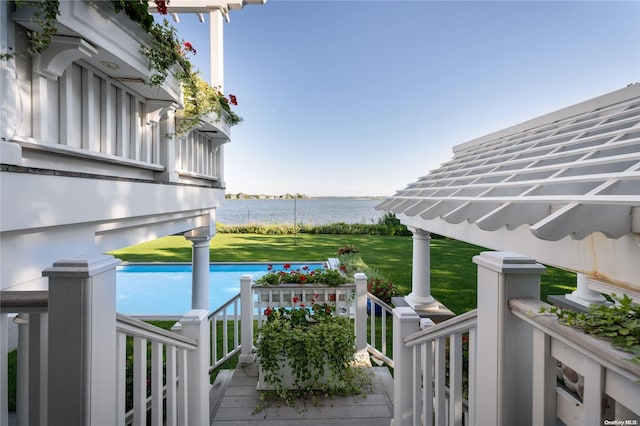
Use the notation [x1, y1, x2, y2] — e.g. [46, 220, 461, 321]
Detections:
[339, 265, 346, 272]
[283, 263, 291, 270]
[183, 41, 196, 54]
[264, 307, 272, 316]
[155, 0, 168, 14]
[292, 296, 299, 304]
[329, 294, 336, 302]
[229, 94, 238, 106]
[300, 275, 307, 283]
[299, 303, 305, 308]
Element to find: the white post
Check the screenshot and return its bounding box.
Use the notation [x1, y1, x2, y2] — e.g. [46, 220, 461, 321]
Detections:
[405, 228, 434, 309]
[565, 273, 607, 307]
[392, 307, 421, 426]
[209, 9, 224, 90]
[27, 312, 48, 426]
[0, 314, 7, 426]
[354, 273, 367, 353]
[180, 309, 210, 426]
[43, 255, 120, 426]
[185, 230, 211, 310]
[238, 274, 255, 364]
[16, 316, 28, 426]
[473, 251, 545, 426]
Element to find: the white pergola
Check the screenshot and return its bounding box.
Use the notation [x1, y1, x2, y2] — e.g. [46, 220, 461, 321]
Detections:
[378, 84, 640, 310]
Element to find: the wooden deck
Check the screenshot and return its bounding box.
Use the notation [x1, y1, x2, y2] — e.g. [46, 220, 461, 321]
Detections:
[210, 362, 394, 425]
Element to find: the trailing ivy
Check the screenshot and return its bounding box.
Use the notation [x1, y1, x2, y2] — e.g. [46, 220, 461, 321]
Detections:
[1, 0, 60, 60]
[542, 294, 640, 364]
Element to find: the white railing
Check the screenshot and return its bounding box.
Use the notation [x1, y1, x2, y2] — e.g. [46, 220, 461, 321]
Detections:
[176, 130, 224, 182]
[394, 307, 477, 426]
[366, 293, 394, 367]
[115, 313, 197, 426]
[510, 298, 640, 426]
[208, 292, 241, 372]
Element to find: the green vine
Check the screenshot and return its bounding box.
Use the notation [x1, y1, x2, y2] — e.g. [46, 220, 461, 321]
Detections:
[541, 294, 640, 364]
[1, 0, 60, 60]
[256, 303, 371, 409]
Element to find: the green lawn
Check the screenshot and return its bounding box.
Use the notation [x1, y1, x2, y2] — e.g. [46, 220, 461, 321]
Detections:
[110, 233, 576, 314]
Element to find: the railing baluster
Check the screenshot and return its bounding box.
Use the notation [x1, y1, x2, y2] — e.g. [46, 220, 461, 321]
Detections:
[133, 336, 147, 426]
[450, 333, 463, 426]
[177, 349, 188, 426]
[412, 345, 420, 426]
[116, 332, 126, 426]
[166, 346, 177, 426]
[434, 337, 446, 425]
[151, 341, 163, 425]
[422, 341, 434, 426]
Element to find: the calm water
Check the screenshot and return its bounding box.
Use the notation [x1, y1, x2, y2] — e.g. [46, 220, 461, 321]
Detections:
[116, 262, 324, 315]
[216, 197, 385, 225]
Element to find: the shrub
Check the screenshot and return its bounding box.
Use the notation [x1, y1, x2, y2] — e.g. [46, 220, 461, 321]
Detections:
[367, 277, 398, 305]
[337, 244, 359, 255]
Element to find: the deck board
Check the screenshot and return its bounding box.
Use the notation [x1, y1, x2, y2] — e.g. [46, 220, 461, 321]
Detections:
[210, 362, 394, 425]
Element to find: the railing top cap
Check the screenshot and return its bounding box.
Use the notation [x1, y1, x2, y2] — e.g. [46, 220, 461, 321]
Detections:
[473, 251, 546, 274]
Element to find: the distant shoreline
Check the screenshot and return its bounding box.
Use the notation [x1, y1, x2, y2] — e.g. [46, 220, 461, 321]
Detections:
[225, 193, 386, 200]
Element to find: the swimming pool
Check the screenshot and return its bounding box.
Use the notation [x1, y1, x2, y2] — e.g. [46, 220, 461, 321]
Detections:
[116, 262, 325, 316]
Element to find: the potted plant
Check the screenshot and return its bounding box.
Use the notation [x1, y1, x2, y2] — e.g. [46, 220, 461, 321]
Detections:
[255, 300, 370, 403]
[367, 277, 398, 315]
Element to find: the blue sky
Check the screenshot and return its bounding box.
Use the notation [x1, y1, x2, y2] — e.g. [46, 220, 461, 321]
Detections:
[168, 1, 640, 197]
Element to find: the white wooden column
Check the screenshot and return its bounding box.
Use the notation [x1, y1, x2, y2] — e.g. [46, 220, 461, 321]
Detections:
[185, 229, 212, 310]
[565, 273, 607, 307]
[405, 227, 435, 309]
[43, 255, 120, 426]
[209, 9, 224, 89]
[473, 251, 545, 426]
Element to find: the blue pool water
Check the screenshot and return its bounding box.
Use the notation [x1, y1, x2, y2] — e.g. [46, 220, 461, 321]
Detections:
[116, 262, 325, 316]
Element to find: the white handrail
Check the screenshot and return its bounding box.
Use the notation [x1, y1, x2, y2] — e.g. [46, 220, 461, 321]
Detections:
[208, 292, 241, 372]
[115, 313, 197, 426]
[393, 307, 477, 426]
[510, 298, 640, 426]
[366, 293, 394, 367]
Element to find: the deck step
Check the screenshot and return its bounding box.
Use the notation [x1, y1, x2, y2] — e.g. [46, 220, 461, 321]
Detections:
[211, 363, 393, 425]
[209, 369, 235, 419]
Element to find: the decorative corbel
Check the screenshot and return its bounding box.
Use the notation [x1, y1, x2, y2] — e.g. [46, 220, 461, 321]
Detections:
[146, 100, 179, 125]
[33, 35, 97, 80]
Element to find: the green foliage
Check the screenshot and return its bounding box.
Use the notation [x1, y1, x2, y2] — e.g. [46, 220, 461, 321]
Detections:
[256, 304, 370, 406]
[337, 244, 359, 255]
[1, 1, 60, 60]
[376, 212, 412, 236]
[217, 220, 409, 236]
[367, 277, 399, 305]
[542, 294, 640, 363]
[338, 252, 397, 304]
